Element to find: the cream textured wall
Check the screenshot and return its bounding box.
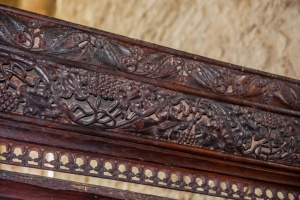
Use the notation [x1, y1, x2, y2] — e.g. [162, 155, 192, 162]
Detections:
[55, 0, 300, 79]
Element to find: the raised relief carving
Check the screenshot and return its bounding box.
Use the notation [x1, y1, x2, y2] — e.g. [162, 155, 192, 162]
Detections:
[0, 7, 299, 200]
[0, 51, 299, 167]
[0, 12, 299, 112]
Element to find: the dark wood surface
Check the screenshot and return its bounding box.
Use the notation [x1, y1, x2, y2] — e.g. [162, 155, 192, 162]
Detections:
[0, 4, 299, 200]
[0, 170, 169, 200]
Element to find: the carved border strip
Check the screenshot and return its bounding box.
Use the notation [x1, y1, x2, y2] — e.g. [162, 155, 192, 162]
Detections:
[0, 6, 299, 116]
[0, 115, 298, 188]
[0, 138, 298, 200]
[0, 48, 298, 167]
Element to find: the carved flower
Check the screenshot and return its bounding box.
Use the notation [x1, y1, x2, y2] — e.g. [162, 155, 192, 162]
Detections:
[166, 57, 182, 66]
[14, 32, 27, 43]
[38, 39, 49, 48]
[232, 84, 246, 95]
[143, 64, 154, 72]
[178, 76, 187, 83]
[255, 78, 268, 88]
[269, 82, 280, 91]
[121, 57, 133, 65]
[121, 56, 136, 71]
[212, 77, 226, 93]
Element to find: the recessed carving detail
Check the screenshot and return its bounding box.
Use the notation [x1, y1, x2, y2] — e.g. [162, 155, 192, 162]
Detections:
[0, 12, 299, 112]
[0, 52, 299, 166]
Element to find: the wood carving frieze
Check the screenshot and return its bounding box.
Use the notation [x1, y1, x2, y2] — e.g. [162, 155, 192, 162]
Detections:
[0, 12, 299, 113]
[0, 6, 300, 200]
[0, 50, 299, 167]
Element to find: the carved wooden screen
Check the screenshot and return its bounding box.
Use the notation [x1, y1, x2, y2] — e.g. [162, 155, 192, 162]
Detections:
[0, 5, 299, 200]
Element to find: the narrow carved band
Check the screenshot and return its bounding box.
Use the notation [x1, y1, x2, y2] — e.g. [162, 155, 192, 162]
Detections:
[0, 11, 299, 115]
[0, 138, 298, 200]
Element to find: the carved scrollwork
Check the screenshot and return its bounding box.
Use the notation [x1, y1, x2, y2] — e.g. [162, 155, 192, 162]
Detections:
[0, 51, 299, 167]
[0, 12, 299, 112]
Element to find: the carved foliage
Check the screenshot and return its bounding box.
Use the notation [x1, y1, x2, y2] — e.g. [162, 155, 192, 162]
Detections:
[0, 12, 299, 111]
[0, 51, 299, 166]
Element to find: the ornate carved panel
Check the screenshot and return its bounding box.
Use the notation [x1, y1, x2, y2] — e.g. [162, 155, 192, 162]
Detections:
[0, 26, 299, 168]
[0, 11, 299, 115]
[0, 43, 299, 167]
[0, 4, 299, 200]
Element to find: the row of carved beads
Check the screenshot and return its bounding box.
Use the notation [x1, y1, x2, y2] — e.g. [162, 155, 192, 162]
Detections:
[0, 143, 298, 200]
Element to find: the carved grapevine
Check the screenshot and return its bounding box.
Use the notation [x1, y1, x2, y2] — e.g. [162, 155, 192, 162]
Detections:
[0, 50, 298, 167]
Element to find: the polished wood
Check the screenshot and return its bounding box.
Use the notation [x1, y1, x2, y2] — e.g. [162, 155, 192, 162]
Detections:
[0, 170, 168, 200]
[0, 4, 299, 199]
